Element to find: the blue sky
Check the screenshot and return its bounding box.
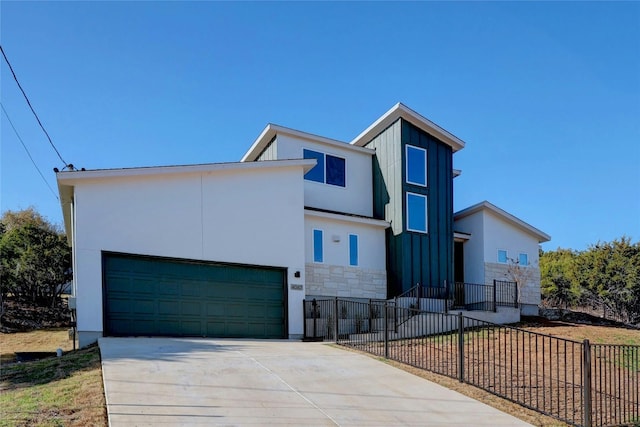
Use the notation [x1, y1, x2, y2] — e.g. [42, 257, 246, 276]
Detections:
[1, 2, 638, 251]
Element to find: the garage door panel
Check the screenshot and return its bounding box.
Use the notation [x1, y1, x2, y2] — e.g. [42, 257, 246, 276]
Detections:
[127, 299, 154, 315]
[157, 300, 180, 315]
[157, 282, 180, 296]
[104, 254, 285, 338]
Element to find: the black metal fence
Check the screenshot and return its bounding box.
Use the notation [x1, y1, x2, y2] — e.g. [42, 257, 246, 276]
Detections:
[452, 280, 519, 311]
[303, 298, 640, 427]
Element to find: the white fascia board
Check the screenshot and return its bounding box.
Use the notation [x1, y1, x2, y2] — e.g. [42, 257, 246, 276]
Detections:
[57, 182, 74, 244]
[454, 201, 551, 243]
[56, 159, 316, 184]
[350, 103, 466, 152]
[304, 209, 390, 228]
[241, 123, 375, 162]
[454, 231, 471, 241]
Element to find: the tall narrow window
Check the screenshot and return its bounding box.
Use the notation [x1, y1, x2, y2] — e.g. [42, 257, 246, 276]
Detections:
[406, 193, 428, 233]
[349, 234, 358, 266]
[406, 145, 427, 186]
[326, 155, 346, 187]
[518, 253, 528, 266]
[497, 249, 508, 264]
[313, 229, 323, 263]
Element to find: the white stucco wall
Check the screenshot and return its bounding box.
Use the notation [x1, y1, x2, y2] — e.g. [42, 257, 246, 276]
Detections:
[65, 163, 307, 344]
[482, 210, 541, 267]
[453, 214, 485, 284]
[303, 215, 386, 269]
[276, 134, 374, 217]
[303, 213, 388, 299]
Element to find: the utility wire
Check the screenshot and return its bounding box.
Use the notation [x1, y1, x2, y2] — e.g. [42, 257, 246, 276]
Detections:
[1, 103, 59, 200]
[0, 45, 67, 167]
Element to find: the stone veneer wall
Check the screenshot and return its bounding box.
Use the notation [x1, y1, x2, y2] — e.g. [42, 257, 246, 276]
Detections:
[484, 262, 541, 316]
[305, 263, 386, 300]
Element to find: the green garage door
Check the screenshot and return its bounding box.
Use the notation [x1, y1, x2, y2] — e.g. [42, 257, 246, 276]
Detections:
[103, 253, 286, 339]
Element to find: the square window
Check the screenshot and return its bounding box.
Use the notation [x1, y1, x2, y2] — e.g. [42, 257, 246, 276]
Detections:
[326, 155, 346, 187]
[313, 229, 323, 263]
[303, 149, 324, 183]
[406, 145, 427, 186]
[406, 193, 427, 233]
[497, 250, 508, 264]
[349, 234, 358, 266]
[519, 253, 528, 266]
[303, 149, 346, 187]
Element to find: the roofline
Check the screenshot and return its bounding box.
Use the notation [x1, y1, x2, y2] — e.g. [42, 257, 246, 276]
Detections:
[454, 201, 551, 243]
[56, 159, 317, 240]
[454, 231, 471, 241]
[350, 103, 466, 152]
[241, 123, 375, 162]
[56, 159, 316, 184]
[304, 208, 390, 228]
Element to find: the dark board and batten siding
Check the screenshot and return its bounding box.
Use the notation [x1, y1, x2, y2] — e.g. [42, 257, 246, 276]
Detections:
[401, 119, 453, 293]
[366, 119, 453, 296]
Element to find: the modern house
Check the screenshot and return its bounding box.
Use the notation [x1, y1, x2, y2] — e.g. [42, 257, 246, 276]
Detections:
[57, 103, 550, 347]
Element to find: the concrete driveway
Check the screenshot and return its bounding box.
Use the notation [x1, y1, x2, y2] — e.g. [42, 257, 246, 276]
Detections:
[99, 338, 532, 426]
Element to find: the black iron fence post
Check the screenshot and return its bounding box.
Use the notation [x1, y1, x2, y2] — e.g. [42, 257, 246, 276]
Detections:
[583, 339, 592, 427]
[303, 299, 307, 340]
[444, 280, 449, 313]
[312, 299, 318, 340]
[368, 299, 372, 333]
[514, 283, 519, 308]
[492, 279, 497, 312]
[334, 297, 339, 343]
[384, 302, 389, 359]
[458, 312, 465, 383]
[393, 297, 398, 332]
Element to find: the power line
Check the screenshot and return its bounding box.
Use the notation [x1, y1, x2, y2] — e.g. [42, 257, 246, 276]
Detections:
[0, 45, 68, 167]
[1, 103, 59, 200]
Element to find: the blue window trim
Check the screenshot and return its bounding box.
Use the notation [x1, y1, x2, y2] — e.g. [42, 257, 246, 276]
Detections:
[303, 148, 346, 188]
[406, 192, 428, 233]
[313, 229, 324, 263]
[497, 249, 508, 264]
[518, 253, 529, 266]
[406, 145, 427, 187]
[349, 234, 358, 266]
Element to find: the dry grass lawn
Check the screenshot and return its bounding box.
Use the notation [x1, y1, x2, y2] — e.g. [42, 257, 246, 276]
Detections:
[0, 330, 107, 426]
[519, 320, 640, 346]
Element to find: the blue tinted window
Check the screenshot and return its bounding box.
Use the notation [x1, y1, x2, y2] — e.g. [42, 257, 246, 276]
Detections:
[313, 229, 323, 263]
[406, 193, 427, 233]
[406, 145, 427, 186]
[498, 250, 508, 264]
[349, 234, 358, 266]
[519, 253, 528, 266]
[304, 149, 324, 183]
[326, 155, 346, 187]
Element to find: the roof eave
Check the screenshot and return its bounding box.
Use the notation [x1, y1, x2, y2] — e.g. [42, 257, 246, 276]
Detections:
[350, 103, 466, 152]
[242, 124, 375, 162]
[454, 201, 551, 243]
